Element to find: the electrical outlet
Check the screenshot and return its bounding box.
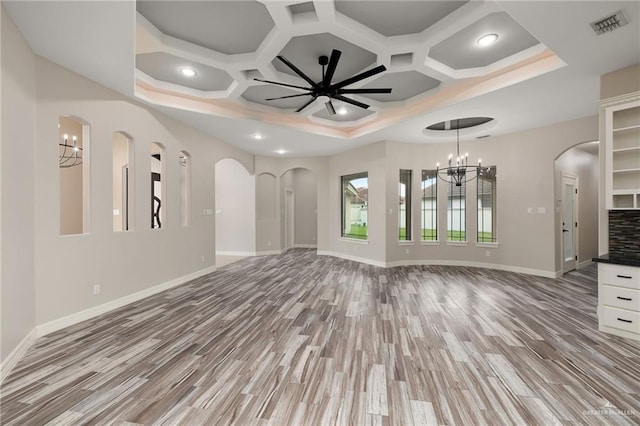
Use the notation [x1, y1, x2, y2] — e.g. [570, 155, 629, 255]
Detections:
[485, 250, 491, 257]
[93, 285, 100, 295]
[201, 256, 205, 263]
[354, 245, 357, 252]
[405, 248, 410, 254]
[267, 241, 272, 247]
[312, 236, 316, 241]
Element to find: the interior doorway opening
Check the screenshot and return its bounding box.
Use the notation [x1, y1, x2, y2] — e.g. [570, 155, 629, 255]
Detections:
[554, 141, 599, 275]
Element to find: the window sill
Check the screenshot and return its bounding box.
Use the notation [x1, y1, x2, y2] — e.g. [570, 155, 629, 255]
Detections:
[446, 241, 468, 247]
[420, 240, 441, 246]
[476, 242, 499, 248]
[398, 240, 414, 246]
[340, 237, 369, 245]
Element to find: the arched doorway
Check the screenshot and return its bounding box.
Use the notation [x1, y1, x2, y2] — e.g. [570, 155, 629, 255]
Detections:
[554, 141, 599, 274]
[280, 167, 318, 251]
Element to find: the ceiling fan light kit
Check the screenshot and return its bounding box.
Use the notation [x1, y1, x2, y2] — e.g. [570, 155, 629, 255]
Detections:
[255, 49, 392, 114]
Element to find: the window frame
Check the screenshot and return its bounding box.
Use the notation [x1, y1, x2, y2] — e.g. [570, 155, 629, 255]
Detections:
[477, 166, 497, 243]
[447, 180, 466, 242]
[421, 169, 438, 242]
[341, 172, 369, 240]
[399, 169, 412, 241]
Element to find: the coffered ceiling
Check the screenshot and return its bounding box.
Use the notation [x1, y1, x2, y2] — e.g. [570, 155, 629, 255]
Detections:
[133, 0, 556, 130]
[4, 1, 640, 157]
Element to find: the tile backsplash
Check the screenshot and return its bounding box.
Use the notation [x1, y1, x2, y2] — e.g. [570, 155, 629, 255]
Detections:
[609, 210, 640, 259]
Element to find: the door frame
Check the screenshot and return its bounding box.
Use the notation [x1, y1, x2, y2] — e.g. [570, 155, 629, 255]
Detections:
[561, 172, 579, 274]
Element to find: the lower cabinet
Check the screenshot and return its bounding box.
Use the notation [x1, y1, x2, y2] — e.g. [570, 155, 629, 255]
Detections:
[598, 263, 640, 340]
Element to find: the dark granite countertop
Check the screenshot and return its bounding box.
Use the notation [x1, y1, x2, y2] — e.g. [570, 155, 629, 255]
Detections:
[593, 254, 640, 268]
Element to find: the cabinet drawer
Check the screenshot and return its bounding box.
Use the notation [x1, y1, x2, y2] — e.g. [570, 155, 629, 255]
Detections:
[600, 306, 640, 335]
[601, 285, 640, 311]
[600, 264, 640, 289]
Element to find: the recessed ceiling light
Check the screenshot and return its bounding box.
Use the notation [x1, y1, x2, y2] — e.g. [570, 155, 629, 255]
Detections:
[180, 67, 197, 77]
[253, 133, 264, 140]
[337, 107, 348, 115]
[276, 149, 287, 155]
[477, 33, 498, 47]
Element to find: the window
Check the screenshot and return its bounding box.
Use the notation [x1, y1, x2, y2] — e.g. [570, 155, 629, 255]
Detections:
[59, 115, 89, 235]
[447, 181, 466, 241]
[478, 167, 497, 242]
[421, 170, 437, 241]
[113, 132, 134, 232]
[399, 170, 412, 241]
[179, 151, 191, 227]
[341, 172, 368, 240]
[150, 142, 165, 229]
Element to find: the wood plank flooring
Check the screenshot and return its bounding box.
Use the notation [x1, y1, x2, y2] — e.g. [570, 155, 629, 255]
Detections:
[2, 249, 639, 425]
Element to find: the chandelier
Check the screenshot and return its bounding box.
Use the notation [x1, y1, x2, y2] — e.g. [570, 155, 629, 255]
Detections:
[59, 133, 83, 168]
[436, 119, 486, 186]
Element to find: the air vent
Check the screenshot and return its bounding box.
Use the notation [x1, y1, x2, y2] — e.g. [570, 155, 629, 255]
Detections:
[590, 10, 629, 35]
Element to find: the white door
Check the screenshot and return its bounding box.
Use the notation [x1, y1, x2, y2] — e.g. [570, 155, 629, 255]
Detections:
[562, 174, 578, 273]
[285, 190, 295, 250]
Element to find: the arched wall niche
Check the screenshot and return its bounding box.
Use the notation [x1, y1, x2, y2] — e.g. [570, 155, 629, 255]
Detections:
[150, 142, 166, 229]
[113, 131, 134, 232]
[59, 115, 90, 236]
[179, 151, 192, 227]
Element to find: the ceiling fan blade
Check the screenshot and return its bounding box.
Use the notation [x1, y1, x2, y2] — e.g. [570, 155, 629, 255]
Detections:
[265, 93, 312, 101]
[331, 65, 387, 90]
[325, 100, 336, 115]
[323, 49, 342, 87]
[333, 94, 370, 110]
[338, 88, 392, 94]
[277, 55, 317, 87]
[254, 78, 310, 91]
[295, 96, 317, 113]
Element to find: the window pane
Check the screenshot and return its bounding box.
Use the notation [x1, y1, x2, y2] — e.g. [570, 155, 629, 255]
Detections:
[421, 170, 437, 241]
[399, 169, 412, 241]
[341, 172, 368, 240]
[447, 180, 465, 241]
[478, 167, 497, 242]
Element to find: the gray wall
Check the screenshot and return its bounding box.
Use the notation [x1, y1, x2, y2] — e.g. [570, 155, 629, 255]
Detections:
[215, 158, 256, 254]
[320, 117, 598, 275]
[293, 169, 317, 246]
[1, 5, 36, 363]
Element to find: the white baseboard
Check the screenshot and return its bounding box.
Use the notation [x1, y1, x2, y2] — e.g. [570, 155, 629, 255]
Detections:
[318, 251, 557, 278]
[577, 259, 593, 270]
[293, 244, 317, 249]
[0, 328, 37, 384]
[217, 249, 288, 256]
[216, 251, 255, 257]
[36, 265, 217, 338]
[255, 249, 283, 256]
[317, 251, 386, 268]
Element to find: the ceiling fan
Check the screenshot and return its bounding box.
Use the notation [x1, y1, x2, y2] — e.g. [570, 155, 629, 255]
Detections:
[254, 49, 392, 115]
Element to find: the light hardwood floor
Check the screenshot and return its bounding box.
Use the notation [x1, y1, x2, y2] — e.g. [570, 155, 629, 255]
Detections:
[1, 249, 639, 425]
